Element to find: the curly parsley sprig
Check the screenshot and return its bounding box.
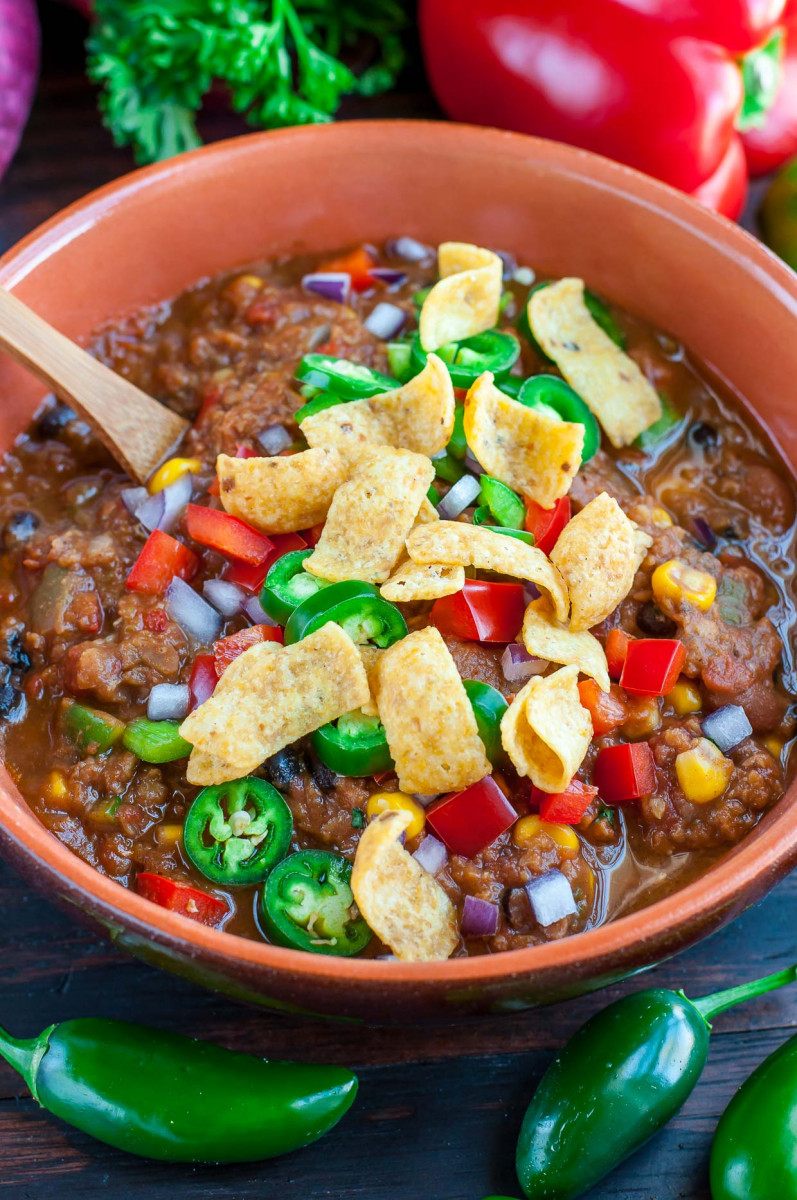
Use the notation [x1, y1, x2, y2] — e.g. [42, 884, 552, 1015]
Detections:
[87, 0, 410, 165]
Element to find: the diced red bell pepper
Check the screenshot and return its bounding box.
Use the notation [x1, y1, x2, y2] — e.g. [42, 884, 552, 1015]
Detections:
[303, 522, 325, 548]
[524, 497, 570, 556]
[427, 776, 517, 858]
[188, 653, 218, 710]
[593, 742, 657, 803]
[136, 872, 227, 927]
[185, 504, 274, 566]
[605, 628, 632, 681]
[431, 578, 526, 643]
[126, 530, 199, 596]
[318, 246, 376, 292]
[224, 531, 308, 592]
[578, 679, 628, 737]
[213, 624, 284, 677]
[620, 639, 686, 697]
[533, 780, 599, 825]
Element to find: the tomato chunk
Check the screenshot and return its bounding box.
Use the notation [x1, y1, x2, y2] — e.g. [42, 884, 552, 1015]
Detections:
[136, 873, 227, 926]
[188, 654, 217, 710]
[431, 579, 526, 643]
[126, 530, 199, 595]
[524, 496, 570, 556]
[533, 780, 598, 824]
[578, 679, 628, 736]
[605, 628, 632, 680]
[186, 504, 274, 566]
[593, 742, 657, 803]
[318, 246, 376, 292]
[620, 639, 686, 697]
[427, 776, 517, 857]
[213, 624, 283, 677]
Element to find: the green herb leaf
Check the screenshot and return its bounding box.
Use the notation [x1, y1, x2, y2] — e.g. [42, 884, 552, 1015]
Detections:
[88, 0, 410, 165]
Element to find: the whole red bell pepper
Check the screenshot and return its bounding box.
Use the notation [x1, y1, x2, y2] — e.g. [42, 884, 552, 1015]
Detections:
[420, 0, 797, 218]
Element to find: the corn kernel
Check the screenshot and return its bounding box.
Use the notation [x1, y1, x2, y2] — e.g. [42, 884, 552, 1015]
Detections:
[156, 823, 184, 847]
[148, 457, 202, 495]
[651, 506, 674, 527]
[762, 735, 784, 761]
[670, 680, 702, 716]
[366, 792, 426, 839]
[44, 770, 67, 801]
[237, 274, 264, 289]
[652, 559, 717, 613]
[675, 737, 733, 804]
[513, 814, 580, 856]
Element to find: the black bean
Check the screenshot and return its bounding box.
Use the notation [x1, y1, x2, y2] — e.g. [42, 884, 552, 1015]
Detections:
[2, 629, 30, 672]
[264, 747, 305, 790]
[36, 403, 76, 440]
[636, 601, 677, 638]
[3, 510, 40, 550]
[689, 421, 720, 450]
[0, 684, 25, 721]
[310, 756, 338, 793]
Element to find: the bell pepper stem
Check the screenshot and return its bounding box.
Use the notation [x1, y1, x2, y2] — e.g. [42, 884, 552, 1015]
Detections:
[0, 1024, 55, 1100]
[689, 963, 797, 1025]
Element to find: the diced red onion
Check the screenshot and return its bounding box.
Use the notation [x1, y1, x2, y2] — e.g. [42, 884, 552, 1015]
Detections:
[121, 486, 148, 515]
[386, 236, 434, 264]
[502, 644, 548, 684]
[413, 792, 441, 808]
[134, 489, 165, 534]
[413, 834, 448, 876]
[302, 272, 350, 305]
[257, 423, 292, 456]
[437, 474, 481, 520]
[513, 266, 535, 286]
[526, 870, 578, 927]
[134, 471, 192, 534]
[202, 578, 246, 618]
[147, 682, 190, 722]
[463, 450, 483, 476]
[700, 704, 752, 753]
[306, 323, 332, 350]
[461, 894, 499, 938]
[494, 249, 517, 280]
[166, 577, 223, 644]
[368, 268, 407, 289]
[524, 584, 541, 606]
[364, 302, 407, 341]
[242, 593, 277, 626]
[691, 516, 717, 551]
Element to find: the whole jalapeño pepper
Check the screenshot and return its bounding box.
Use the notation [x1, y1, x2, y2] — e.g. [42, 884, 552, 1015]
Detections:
[0, 1019, 357, 1162]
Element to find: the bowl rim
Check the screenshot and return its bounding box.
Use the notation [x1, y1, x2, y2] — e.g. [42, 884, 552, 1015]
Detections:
[2, 117, 797, 987]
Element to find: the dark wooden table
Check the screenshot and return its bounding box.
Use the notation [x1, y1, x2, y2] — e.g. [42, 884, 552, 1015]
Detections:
[1, 6, 795, 1198]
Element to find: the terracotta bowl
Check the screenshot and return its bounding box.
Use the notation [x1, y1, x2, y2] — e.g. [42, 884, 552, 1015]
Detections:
[1, 121, 796, 1022]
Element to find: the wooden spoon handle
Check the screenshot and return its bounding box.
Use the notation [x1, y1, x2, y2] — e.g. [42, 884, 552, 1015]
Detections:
[0, 288, 189, 483]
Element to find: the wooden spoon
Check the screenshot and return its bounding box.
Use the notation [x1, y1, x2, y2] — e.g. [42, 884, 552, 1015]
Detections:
[0, 288, 189, 483]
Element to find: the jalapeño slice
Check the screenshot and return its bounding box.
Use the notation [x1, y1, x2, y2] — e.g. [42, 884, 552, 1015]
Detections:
[517, 375, 601, 461]
[260, 549, 330, 626]
[517, 280, 626, 354]
[183, 777, 293, 886]
[295, 354, 398, 400]
[463, 679, 509, 766]
[479, 474, 526, 529]
[410, 329, 520, 387]
[312, 710, 394, 777]
[284, 580, 408, 649]
[261, 850, 372, 956]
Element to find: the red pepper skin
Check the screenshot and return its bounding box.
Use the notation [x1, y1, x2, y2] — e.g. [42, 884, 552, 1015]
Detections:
[593, 741, 657, 802]
[418, 0, 788, 217]
[188, 654, 217, 711]
[224, 532, 308, 593]
[605, 629, 632, 681]
[213, 624, 283, 677]
[578, 678, 628, 736]
[126, 530, 199, 595]
[318, 247, 376, 292]
[742, 3, 797, 174]
[620, 639, 686, 696]
[136, 873, 228, 926]
[431, 578, 526, 643]
[186, 505, 274, 566]
[524, 497, 570, 557]
[534, 780, 599, 824]
[427, 776, 517, 857]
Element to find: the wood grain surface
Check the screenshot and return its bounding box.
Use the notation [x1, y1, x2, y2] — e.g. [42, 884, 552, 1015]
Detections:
[0, 6, 794, 1199]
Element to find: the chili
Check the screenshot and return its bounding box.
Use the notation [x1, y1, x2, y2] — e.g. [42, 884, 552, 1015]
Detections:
[0, 1017, 358, 1162]
[183, 777, 293, 886]
[261, 850, 373, 956]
